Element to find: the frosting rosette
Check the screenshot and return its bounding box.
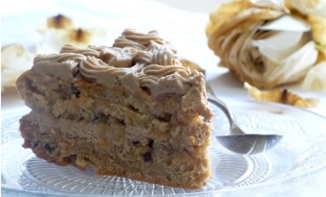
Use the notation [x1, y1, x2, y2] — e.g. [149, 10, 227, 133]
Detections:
[206, 0, 326, 89]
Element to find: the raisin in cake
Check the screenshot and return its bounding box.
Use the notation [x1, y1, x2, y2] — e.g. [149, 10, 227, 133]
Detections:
[16, 28, 213, 189]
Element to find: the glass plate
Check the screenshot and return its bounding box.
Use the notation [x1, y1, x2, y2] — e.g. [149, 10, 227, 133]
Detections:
[2, 97, 326, 197]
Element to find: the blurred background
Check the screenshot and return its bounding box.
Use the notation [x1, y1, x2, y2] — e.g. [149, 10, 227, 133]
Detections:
[154, 0, 230, 13]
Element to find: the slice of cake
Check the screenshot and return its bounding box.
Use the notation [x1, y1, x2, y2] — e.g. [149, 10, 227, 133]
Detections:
[16, 28, 213, 189]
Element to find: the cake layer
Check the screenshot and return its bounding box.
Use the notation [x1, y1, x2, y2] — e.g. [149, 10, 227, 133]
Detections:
[17, 68, 212, 189]
[20, 109, 210, 189]
[16, 28, 213, 189]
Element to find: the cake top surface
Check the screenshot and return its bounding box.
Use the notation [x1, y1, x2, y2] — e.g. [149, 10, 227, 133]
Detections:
[29, 28, 213, 120]
[33, 29, 201, 96]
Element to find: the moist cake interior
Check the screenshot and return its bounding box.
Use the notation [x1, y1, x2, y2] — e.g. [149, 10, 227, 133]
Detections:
[16, 28, 213, 189]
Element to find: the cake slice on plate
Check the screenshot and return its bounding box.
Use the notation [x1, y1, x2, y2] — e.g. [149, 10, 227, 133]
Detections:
[16, 28, 213, 189]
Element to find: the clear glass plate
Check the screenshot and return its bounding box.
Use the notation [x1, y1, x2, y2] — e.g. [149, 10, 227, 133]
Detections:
[2, 97, 326, 197]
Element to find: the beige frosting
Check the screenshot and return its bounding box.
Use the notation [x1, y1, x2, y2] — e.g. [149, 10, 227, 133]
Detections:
[32, 28, 200, 99]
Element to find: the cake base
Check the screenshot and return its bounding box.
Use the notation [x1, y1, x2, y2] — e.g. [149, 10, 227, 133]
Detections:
[17, 70, 212, 189]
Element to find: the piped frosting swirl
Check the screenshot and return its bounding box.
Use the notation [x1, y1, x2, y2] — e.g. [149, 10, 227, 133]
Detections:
[32, 28, 202, 99]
